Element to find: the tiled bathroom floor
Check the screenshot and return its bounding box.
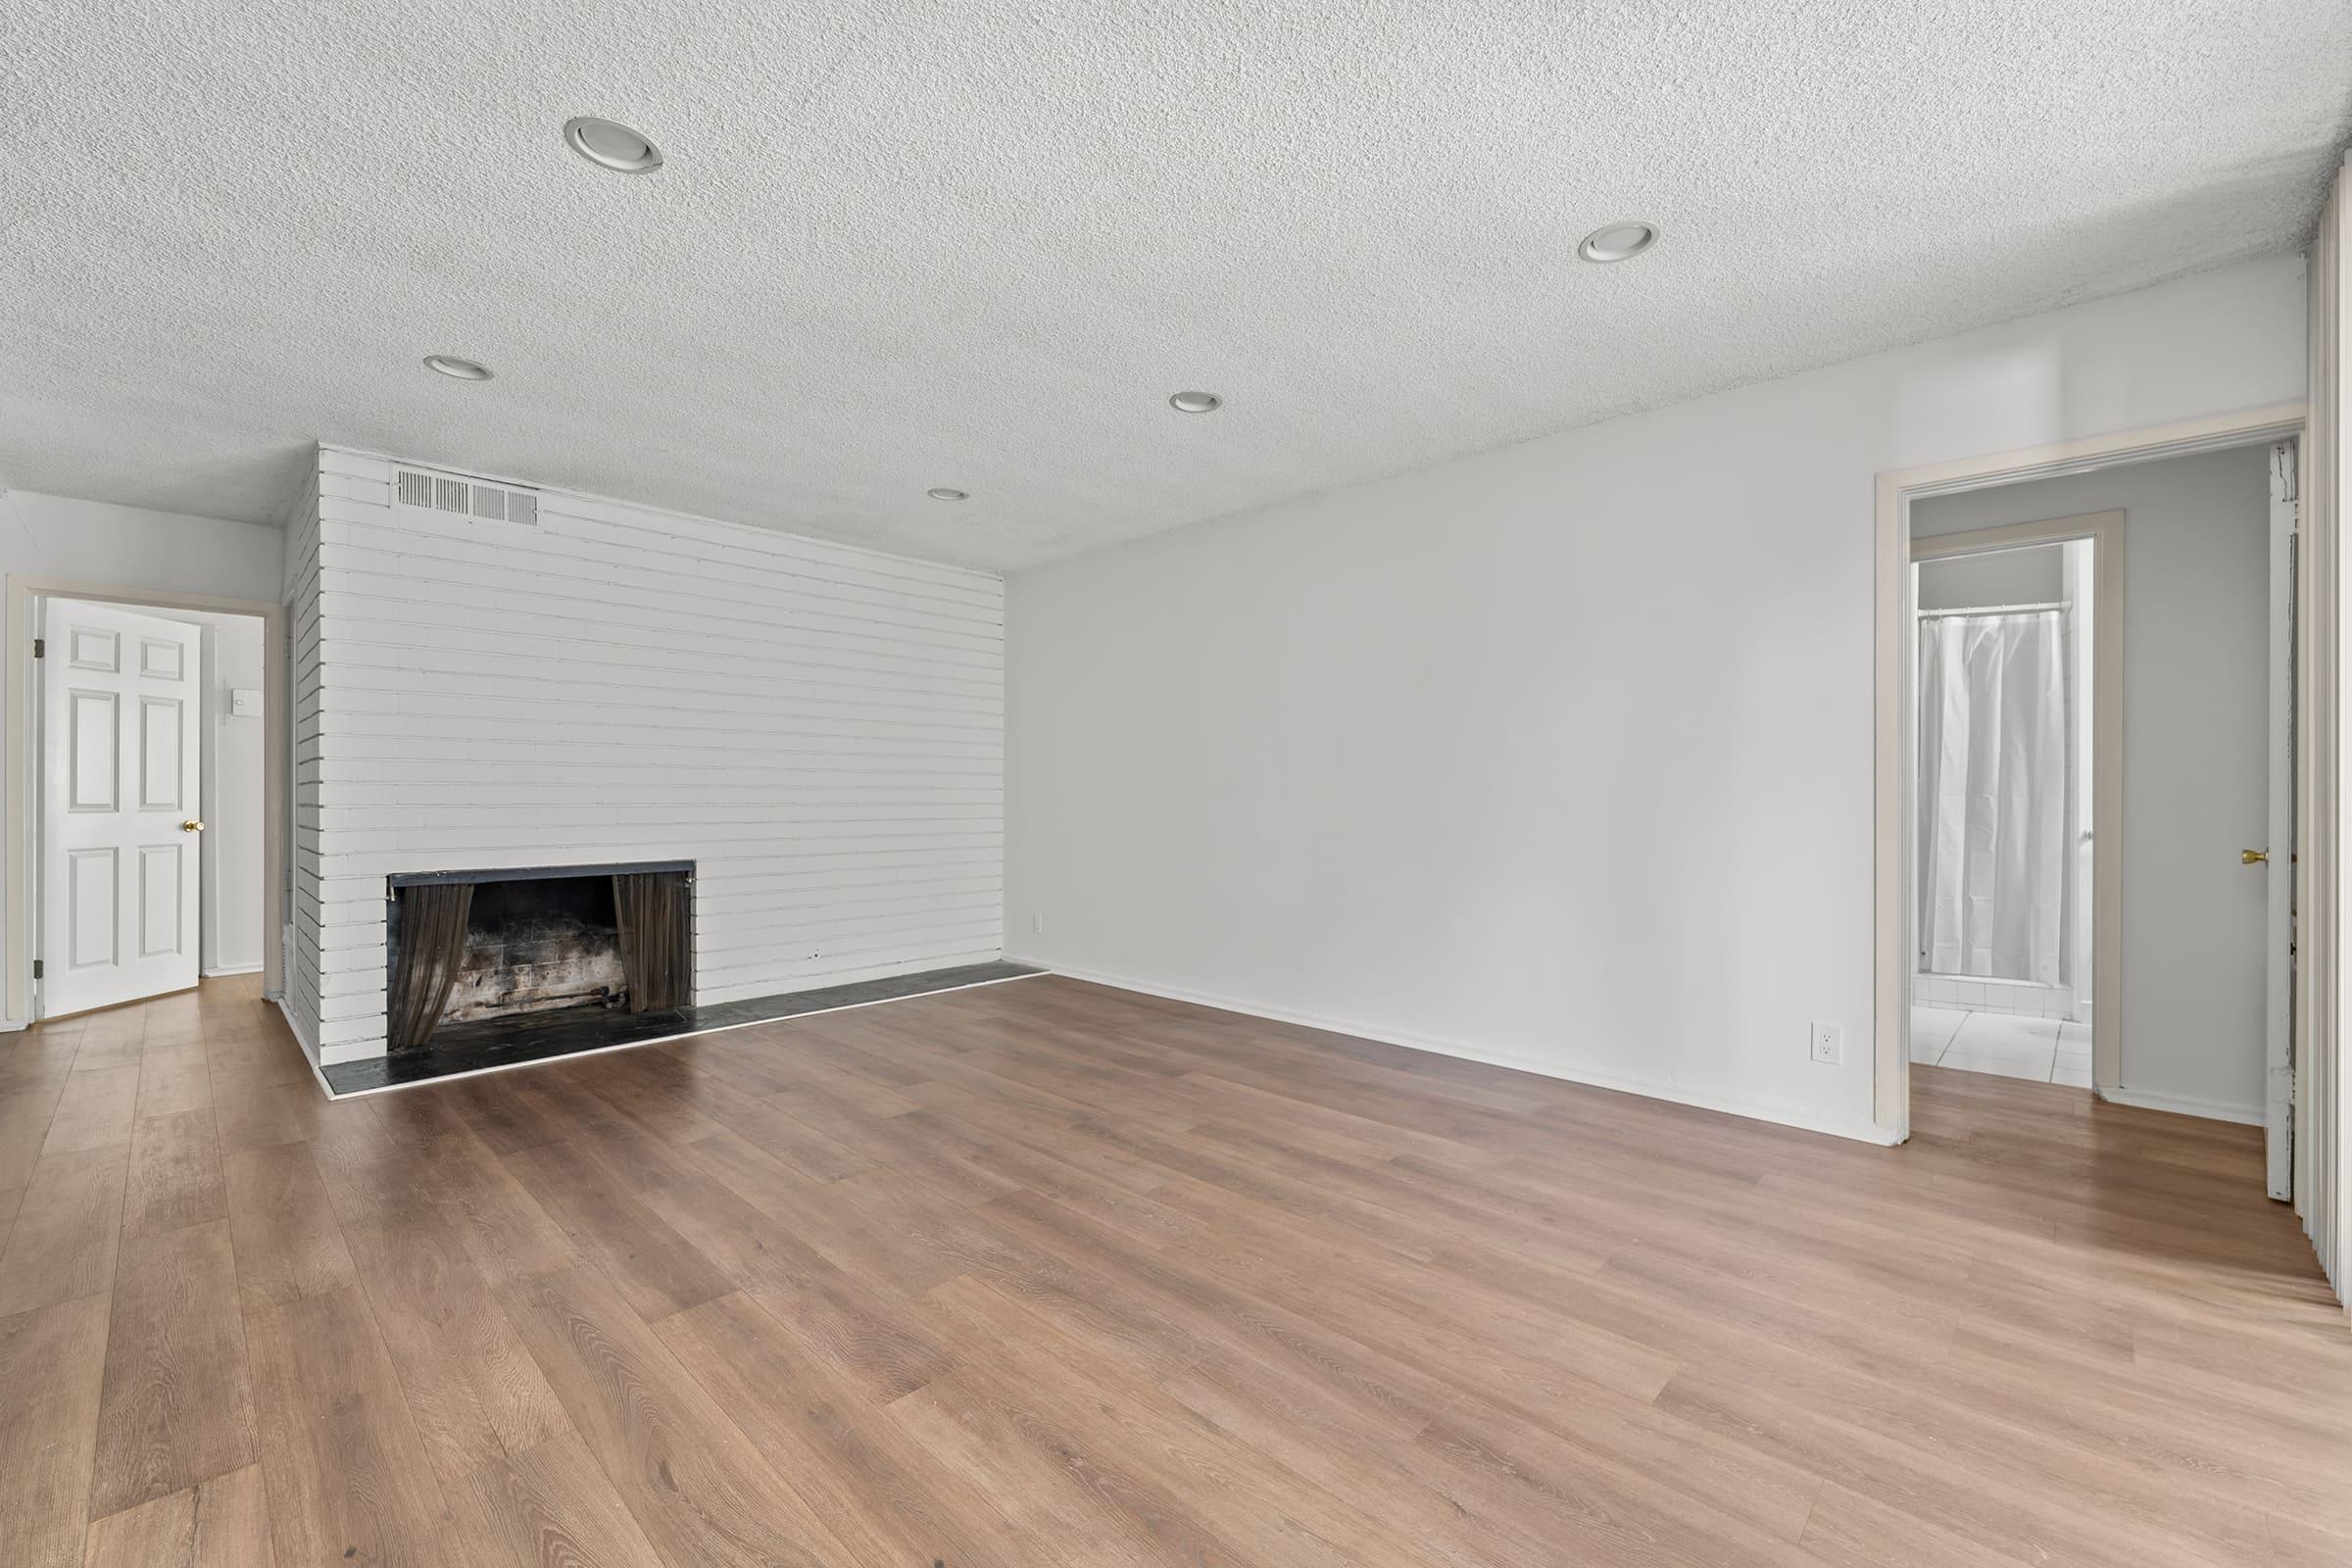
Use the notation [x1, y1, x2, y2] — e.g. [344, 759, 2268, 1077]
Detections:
[1912, 1004, 2092, 1086]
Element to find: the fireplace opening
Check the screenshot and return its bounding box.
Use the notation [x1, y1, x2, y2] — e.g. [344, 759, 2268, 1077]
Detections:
[448, 874, 622, 1023]
[385, 862, 691, 1053]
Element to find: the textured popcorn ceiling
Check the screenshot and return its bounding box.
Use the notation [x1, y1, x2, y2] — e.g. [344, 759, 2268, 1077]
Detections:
[2, 1, 2346, 570]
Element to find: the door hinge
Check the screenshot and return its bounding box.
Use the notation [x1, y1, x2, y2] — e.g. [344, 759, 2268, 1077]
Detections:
[31, 637, 42, 659]
[31, 959, 42, 979]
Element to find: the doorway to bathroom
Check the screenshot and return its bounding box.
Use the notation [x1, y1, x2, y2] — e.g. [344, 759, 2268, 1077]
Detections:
[1908, 526, 2105, 1090]
[1897, 438, 2295, 1188]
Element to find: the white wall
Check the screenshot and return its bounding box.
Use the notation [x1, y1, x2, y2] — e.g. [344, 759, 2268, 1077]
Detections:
[1915, 444, 2274, 1120]
[1915, 544, 2064, 611]
[1006, 254, 2307, 1143]
[175, 612, 267, 974]
[293, 447, 1004, 1064]
[0, 491, 285, 599]
[1, 491, 284, 1024]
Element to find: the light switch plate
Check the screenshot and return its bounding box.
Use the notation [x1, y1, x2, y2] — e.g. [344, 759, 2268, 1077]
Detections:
[229, 687, 262, 717]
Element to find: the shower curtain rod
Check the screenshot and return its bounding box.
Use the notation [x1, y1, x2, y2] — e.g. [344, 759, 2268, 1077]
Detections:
[1917, 601, 2070, 619]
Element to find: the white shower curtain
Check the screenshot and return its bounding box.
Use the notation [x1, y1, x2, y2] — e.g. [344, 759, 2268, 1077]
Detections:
[1918, 608, 2070, 984]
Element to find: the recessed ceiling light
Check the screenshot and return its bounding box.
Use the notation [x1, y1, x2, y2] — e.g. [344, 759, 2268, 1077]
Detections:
[926, 487, 969, 501]
[422, 355, 494, 381]
[1578, 220, 1658, 263]
[1168, 390, 1223, 414]
[564, 116, 663, 174]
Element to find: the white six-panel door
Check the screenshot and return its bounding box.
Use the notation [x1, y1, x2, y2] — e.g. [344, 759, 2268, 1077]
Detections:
[39, 600, 203, 1016]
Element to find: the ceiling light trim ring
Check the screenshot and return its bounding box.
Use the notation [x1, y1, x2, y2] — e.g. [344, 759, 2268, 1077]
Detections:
[564, 116, 664, 174]
[1578, 220, 1659, 263]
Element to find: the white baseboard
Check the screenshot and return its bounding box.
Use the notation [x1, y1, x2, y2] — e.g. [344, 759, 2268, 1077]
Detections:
[1019, 957, 1901, 1148]
[2100, 1086, 2266, 1126]
[203, 962, 264, 978]
[0, 1016, 24, 1033]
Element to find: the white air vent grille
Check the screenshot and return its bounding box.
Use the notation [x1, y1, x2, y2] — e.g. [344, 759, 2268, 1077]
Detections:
[390, 466, 541, 526]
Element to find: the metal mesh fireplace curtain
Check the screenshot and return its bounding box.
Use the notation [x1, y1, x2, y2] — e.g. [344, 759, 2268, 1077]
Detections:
[612, 871, 690, 1013]
[385, 882, 473, 1051]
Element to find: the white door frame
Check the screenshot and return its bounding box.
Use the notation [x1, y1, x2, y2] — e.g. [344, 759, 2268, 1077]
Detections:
[1873, 402, 2308, 1141]
[2267, 441, 2299, 1199]
[4, 575, 286, 1022]
[1911, 513, 2124, 1095]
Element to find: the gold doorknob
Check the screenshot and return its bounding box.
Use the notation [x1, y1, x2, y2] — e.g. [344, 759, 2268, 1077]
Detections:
[2242, 849, 2268, 864]
[180, 820, 205, 833]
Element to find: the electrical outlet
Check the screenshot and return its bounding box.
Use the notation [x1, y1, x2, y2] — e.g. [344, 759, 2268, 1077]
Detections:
[1810, 1022, 1843, 1065]
[1031, 913, 1045, 935]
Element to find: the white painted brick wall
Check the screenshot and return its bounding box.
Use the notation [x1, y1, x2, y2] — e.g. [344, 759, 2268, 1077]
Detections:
[298, 446, 1003, 1063]
[281, 467, 324, 1056]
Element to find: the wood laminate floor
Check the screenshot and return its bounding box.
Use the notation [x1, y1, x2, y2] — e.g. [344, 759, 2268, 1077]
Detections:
[1, 972, 2346, 1567]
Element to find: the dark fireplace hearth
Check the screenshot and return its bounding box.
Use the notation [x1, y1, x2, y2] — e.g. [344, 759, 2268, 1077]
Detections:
[385, 861, 692, 1053]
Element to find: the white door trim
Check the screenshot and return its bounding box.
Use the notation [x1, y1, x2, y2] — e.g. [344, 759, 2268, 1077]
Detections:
[1873, 402, 2308, 1140]
[1911, 512, 2124, 1096]
[4, 575, 286, 1023]
[2267, 440, 2300, 1199]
